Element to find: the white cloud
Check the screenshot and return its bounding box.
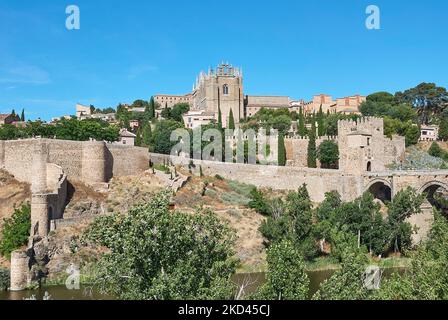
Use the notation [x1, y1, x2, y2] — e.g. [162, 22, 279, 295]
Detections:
[126, 64, 158, 80]
[0, 65, 51, 85]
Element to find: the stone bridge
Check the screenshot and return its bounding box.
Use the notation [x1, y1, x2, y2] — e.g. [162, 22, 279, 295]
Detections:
[363, 170, 448, 201]
[364, 170, 448, 243]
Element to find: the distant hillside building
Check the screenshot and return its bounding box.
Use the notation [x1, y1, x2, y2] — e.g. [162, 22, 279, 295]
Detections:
[155, 62, 366, 128]
[154, 94, 192, 109]
[116, 129, 137, 146]
[76, 103, 92, 119]
[420, 125, 439, 141]
[297, 94, 366, 115]
[0, 113, 20, 126]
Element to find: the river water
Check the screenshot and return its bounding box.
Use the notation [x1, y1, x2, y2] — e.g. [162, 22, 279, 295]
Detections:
[0, 268, 404, 300]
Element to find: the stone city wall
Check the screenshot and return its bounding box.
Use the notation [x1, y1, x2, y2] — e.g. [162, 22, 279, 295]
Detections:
[0, 139, 150, 185]
[149, 153, 363, 202]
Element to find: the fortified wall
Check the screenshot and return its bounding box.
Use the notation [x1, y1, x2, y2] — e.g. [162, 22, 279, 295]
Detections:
[0, 139, 150, 186]
[285, 118, 405, 170]
[1, 138, 150, 291]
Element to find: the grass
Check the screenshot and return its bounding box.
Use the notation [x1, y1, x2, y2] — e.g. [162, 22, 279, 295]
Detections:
[305, 256, 341, 271]
[153, 163, 170, 174]
[227, 180, 255, 198]
[221, 192, 251, 206]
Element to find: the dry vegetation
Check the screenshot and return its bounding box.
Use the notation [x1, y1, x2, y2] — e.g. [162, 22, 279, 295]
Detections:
[174, 174, 266, 271]
[1, 168, 269, 273]
[0, 170, 31, 268]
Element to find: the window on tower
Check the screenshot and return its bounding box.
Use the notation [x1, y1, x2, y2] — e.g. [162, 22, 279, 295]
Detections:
[223, 84, 229, 95]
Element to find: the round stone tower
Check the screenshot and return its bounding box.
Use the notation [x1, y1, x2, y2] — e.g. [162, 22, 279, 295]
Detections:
[30, 140, 51, 237]
[81, 140, 108, 184]
[31, 140, 48, 194]
[10, 251, 30, 291]
[0, 140, 5, 168]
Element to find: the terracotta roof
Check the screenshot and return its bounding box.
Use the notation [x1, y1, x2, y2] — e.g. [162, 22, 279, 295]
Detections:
[0, 114, 16, 121]
[119, 129, 137, 138]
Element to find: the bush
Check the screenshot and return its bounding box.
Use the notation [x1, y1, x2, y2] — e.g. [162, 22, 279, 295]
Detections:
[252, 240, 309, 300]
[0, 203, 31, 259]
[317, 140, 339, 169]
[248, 188, 271, 216]
[0, 268, 9, 291]
[82, 191, 238, 300]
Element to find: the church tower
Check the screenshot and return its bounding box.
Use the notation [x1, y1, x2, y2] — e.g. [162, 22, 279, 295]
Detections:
[192, 63, 244, 128]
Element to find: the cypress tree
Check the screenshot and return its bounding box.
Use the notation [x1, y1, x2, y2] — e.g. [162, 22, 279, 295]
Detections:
[278, 133, 286, 166]
[135, 127, 142, 147]
[228, 109, 235, 130]
[317, 105, 325, 137]
[307, 117, 317, 168]
[142, 123, 152, 146]
[149, 96, 156, 119]
[298, 107, 307, 137]
[20, 109, 25, 122]
[218, 105, 223, 129]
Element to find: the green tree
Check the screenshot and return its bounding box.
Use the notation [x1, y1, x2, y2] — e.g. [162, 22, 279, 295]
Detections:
[228, 109, 235, 130]
[83, 191, 237, 300]
[374, 212, 448, 300]
[135, 126, 142, 147]
[386, 187, 424, 253]
[248, 188, 271, 216]
[149, 96, 156, 119]
[0, 268, 9, 291]
[253, 240, 309, 300]
[395, 82, 448, 124]
[277, 133, 286, 166]
[317, 105, 325, 137]
[298, 107, 307, 137]
[149, 120, 185, 154]
[218, 105, 223, 129]
[313, 247, 369, 300]
[428, 142, 446, 159]
[0, 203, 31, 259]
[405, 124, 420, 146]
[142, 123, 152, 146]
[439, 112, 448, 141]
[307, 119, 317, 168]
[317, 140, 339, 169]
[20, 109, 25, 122]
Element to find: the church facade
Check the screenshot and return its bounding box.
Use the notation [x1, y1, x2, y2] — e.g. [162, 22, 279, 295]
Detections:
[154, 62, 366, 129]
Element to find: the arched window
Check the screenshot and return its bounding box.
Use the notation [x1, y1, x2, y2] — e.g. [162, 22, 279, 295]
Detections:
[223, 84, 229, 95]
[367, 161, 372, 172]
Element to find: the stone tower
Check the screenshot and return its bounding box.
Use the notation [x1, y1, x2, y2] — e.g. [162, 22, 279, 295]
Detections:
[191, 63, 244, 127]
[30, 141, 50, 237]
[338, 117, 386, 175]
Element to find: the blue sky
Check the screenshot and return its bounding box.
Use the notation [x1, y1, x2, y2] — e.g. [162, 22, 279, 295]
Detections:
[0, 0, 447, 121]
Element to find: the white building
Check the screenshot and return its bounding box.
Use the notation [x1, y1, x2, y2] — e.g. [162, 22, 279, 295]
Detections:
[116, 129, 137, 146]
[420, 125, 439, 141]
[182, 110, 216, 129]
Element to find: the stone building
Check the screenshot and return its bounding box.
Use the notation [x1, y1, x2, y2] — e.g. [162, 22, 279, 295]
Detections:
[0, 113, 20, 126]
[420, 125, 439, 141]
[295, 94, 366, 115]
[75, 103, 92, 119]
[154, 94, 192, 109]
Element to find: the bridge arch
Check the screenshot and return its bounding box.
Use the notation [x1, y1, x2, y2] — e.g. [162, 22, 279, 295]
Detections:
[418, 180, 448, 209]
[365, 178, 392, 203]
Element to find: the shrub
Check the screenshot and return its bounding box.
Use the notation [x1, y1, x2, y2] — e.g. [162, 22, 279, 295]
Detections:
[0, 203, 31, 259]
[248, 188, 271, 216]
[0, 268, 9, 291]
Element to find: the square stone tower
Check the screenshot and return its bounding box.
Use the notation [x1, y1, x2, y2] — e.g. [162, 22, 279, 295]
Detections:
[192, 63, 244, 127]
[338, 117, 387, 175]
